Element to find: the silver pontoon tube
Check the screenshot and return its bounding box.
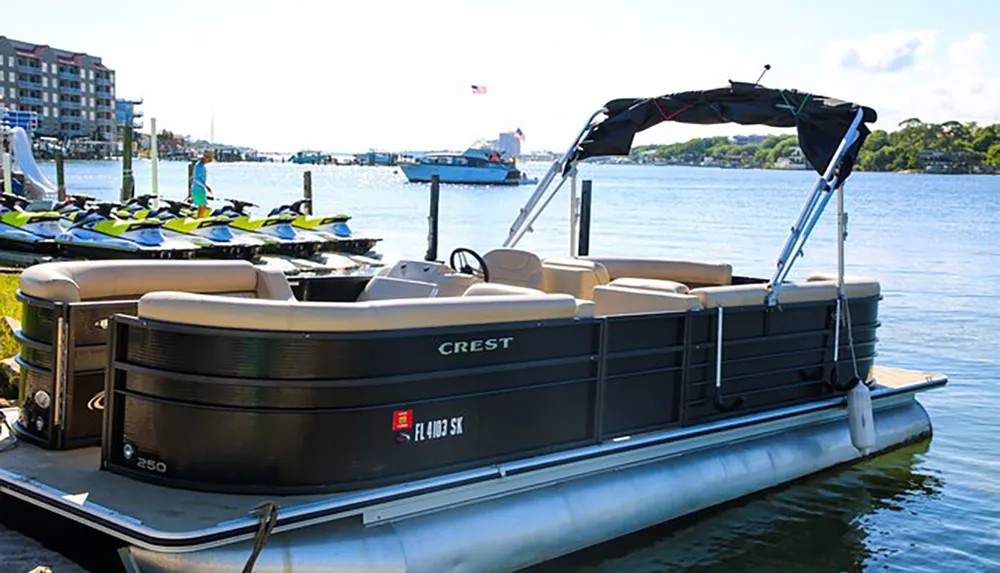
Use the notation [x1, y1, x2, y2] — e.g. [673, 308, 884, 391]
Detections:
[766, 107, 865, 305]
[504, 109, 605, 249]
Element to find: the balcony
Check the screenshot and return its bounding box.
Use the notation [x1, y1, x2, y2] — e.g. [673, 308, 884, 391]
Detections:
[59, 71, 80, 81]
[61, 129, 85, 137]
[97, 116, 114, 125]
[96, 76, 113, 86]
[17, 78, 43, 89]
[18, 96, 44, 105]
[95, 86, 112, 96]
[17, 64, 42, 75]
[59, 84, 82, 95]
[96, 104, 113, 112]
[60, 100, 82, 110]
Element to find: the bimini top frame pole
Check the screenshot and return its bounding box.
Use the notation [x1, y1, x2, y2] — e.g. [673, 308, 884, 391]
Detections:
[765, 106, 865, 306]
[503, 109, 606, 249]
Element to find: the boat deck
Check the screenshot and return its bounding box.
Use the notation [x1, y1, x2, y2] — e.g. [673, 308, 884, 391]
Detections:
[0, 365, 945, 552]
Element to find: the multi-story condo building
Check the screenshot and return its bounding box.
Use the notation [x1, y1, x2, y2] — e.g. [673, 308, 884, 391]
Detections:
[0, 36, 117, 144]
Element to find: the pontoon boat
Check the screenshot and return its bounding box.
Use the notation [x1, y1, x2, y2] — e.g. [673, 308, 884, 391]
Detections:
[0, 81, 947, 573]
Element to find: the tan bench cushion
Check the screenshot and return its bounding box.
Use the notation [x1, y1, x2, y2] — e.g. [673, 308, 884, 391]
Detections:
[542, 264, 606, 299]
[594, 285, 701, 316]
[607, 277, 689, 294]
[464, 282, 595, 318]
[19, 260, 260, 303]
[690, 284, 769, 308]
[463, 283, 545, 296]
[138, 291, 585, 332]
[356, 276, 439, 301]
[254, 267, 296, 301]
[542, 257, 611, 284]
[483, 248, 544, 290]
[806, 272, 882, 298]
[582, 256, 733, 286]
[692, 281, 858, 309]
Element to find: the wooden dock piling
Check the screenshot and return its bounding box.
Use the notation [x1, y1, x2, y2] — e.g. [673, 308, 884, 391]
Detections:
[55, 153, 66, 201]
[303, 171, 313, 215]
[120, 125, 134, 202]
[425, 175, 440, 262]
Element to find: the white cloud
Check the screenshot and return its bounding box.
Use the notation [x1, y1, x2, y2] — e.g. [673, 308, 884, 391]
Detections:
[828, 30, 937, 74]
[949, 31, 988, 69]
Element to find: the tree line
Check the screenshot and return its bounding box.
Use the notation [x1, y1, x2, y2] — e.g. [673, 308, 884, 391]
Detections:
[631, 119, 1000, 173]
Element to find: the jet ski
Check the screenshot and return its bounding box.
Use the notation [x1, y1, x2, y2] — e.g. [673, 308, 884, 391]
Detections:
[268, 199, 382, 256]
[54, 201, 204, 260]
[0, 193, 68, 254]
[119, 195, 265, 260]
[211, 198, 329, 258]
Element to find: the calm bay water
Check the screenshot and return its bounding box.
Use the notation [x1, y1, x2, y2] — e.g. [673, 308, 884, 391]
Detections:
[32, 159, 1000, 572]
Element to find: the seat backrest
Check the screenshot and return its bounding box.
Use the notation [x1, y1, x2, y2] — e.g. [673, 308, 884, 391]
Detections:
[583, 256, 733, 287]
[19, 260, 261, 303]
[138, 291, 585, 332]
[483, 248, 544, 289]
[355, 276, 439, 301]
[541, 263, 606, 300]
[542, 257, 611, 284]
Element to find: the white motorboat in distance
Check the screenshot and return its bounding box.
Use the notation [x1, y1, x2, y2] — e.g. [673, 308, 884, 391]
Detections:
[399, 146, 536, 185]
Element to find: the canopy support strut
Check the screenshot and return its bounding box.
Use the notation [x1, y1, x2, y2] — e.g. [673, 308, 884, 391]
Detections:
[504, 109, 605, 249]
[766, 107, 865, 306]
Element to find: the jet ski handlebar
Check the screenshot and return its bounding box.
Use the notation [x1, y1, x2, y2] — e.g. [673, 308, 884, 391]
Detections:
[269, 198, 312, 216]
[0, 193, 31, 209]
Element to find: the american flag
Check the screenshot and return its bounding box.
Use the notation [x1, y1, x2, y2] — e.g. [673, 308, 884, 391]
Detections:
[514, 128, 525, 141]
[471, 85, 487, 94]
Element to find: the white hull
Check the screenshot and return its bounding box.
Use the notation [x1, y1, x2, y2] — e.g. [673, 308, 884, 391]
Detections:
[400, 163, 520, 185]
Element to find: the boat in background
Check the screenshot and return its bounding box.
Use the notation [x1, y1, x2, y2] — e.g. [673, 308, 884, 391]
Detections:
[399, 145, 536, 185]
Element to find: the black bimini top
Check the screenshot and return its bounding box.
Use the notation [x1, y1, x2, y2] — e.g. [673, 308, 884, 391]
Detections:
[573, 81, 878, 181]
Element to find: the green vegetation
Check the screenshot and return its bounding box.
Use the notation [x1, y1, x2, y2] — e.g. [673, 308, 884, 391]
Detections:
[856, 119, 1000, 173]
[630, 120, 1000, 174]
[633, 134, 803, 169]
[0, 274, 20, 362]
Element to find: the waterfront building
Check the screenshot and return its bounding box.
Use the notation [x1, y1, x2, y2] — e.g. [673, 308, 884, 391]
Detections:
[0, 36, 117, 147]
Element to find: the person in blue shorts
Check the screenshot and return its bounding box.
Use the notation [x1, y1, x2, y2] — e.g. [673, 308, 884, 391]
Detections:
[189, 150, 214, 217]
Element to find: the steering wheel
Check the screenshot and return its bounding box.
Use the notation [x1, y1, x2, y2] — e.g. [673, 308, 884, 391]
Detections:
[449, 247, 490, 282]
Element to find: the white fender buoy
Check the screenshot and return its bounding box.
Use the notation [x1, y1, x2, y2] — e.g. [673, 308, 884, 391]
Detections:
[847, 380, 876, 455]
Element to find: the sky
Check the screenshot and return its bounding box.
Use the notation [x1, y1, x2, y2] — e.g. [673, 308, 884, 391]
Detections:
[5, 0, 1000, 153]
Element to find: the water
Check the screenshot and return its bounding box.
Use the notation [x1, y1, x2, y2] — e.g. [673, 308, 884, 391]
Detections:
[29, 160, 1000, 572]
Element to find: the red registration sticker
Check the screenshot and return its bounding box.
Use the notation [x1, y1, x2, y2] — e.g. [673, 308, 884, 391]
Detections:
[393, 409, 413, 431]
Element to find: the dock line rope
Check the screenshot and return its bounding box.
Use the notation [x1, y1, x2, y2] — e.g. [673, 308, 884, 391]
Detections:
[241, 501, 279, 573]
[841, 293, 862, 383]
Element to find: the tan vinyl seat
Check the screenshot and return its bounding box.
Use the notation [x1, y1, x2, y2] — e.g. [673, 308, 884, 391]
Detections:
[18, 260, 295, 303]
[606, 277, 690, 294]
[483, 248, 544, 290]
[806, 272, 882, 298]
[355, 276, 439, 301]
[462, 283, 546, 296]
[540, 258, 610, 299]
[690, 280, 863, 309]
[582, 256, 733, 287]
[138, 291, 588, 332]
[593, 285, 701, 316]
[463, 282, 596, 318]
